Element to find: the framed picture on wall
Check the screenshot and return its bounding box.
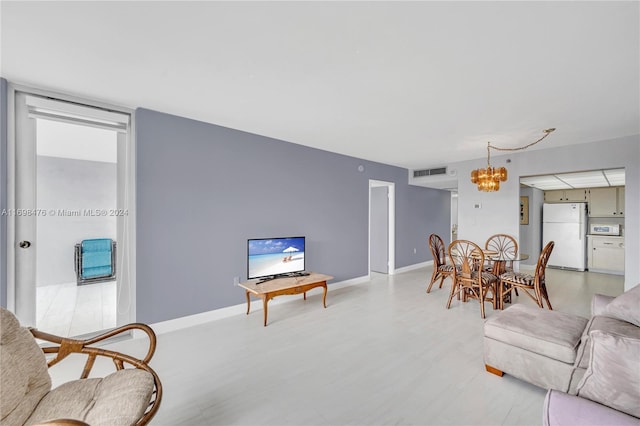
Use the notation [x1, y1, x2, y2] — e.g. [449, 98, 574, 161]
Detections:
[520, 196, 529, 225]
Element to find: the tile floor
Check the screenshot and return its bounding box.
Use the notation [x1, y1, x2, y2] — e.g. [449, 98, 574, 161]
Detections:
[36, 280, 116, 337]
[47, 266, 625, 425]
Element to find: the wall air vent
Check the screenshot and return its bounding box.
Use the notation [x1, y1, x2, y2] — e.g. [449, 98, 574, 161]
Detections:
[413, 167, 447, 178]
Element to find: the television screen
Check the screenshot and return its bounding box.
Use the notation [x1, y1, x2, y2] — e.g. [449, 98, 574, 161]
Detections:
[247, 236, 305, 280]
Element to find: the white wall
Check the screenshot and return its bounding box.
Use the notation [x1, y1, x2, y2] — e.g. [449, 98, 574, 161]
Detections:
[452, 135, 639, 291]
[37, 156, 116, 286]
[519, 186, 544, 267]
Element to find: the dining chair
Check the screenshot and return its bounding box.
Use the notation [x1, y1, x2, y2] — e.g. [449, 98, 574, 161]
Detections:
[484, 234, 518, 274]
[498, 241, 555, 310]
[447, 240, 499, 318]
[427, 234, 455, 293]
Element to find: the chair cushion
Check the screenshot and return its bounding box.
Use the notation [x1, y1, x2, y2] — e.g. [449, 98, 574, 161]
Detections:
[500, 271, 533, 286]
[26, 369, 155, 426]
[475, 271, 498, 285]
[602, 283, 640, 327]
[0, 308, 52, 426]
[438, 264, 455, 273]
[484, 304, 588, 364]
[576, 330, 640, 418]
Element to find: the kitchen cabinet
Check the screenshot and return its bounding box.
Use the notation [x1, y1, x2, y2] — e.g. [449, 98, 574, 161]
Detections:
[617, 187, 625, 216]
[587, 235, 624, 275]
[544, 189, 587, 202]
[588, 187, 624, 217]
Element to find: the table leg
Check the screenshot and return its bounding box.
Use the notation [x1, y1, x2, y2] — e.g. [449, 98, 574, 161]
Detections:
[322, 282, 327, 308]
[245, 291, 251, 315]
[492, 260, 504, 276]
[262, 296, 269, 327]
[303, 292, 307, 300]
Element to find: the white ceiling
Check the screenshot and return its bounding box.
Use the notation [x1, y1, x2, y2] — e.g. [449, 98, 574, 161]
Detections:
[520, 169, 625, 191]
[1, 2, 638, 171]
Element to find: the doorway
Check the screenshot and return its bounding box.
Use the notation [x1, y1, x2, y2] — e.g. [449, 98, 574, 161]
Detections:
[8, 89, 135, 336]
[369, 180, 395, 275]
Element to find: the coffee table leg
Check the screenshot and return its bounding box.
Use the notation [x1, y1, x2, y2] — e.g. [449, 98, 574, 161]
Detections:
[262, 296, 269, 327]
[303, 292, 307, 300]
[322, 283, 327, 308]
[245, 291, 251, 315]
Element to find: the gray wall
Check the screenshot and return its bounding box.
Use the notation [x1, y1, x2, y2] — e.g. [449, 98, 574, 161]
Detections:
[519, 186, 544, 267]
[136, 108, 451, 323]
[36, 156, 116, 286]
[1, 78, 7, 307]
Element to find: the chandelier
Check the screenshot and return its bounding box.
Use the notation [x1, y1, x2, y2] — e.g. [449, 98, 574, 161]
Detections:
[471, 128, 556, 192]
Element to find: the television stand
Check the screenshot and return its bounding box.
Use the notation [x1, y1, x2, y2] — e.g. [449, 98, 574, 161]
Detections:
[238, 272, 333, 326]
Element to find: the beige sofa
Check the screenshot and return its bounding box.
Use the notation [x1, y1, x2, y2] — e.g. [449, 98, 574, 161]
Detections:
[483, 284, 640, 422]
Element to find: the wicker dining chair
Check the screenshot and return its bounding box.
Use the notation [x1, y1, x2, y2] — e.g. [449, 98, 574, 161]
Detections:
[498, 241, 555, 310]
[484, 234, 518, 273]
[447, 240, 499, 319]
[427, 234, 455, 293]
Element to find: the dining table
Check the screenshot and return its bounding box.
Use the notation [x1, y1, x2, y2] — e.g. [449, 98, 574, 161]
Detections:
[485, 252, 530, 276]
[450, 245, 530, 310]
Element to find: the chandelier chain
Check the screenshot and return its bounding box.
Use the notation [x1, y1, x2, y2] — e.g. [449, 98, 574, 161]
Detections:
[472, 128, 556, 192]
[488, 128, 556, 153]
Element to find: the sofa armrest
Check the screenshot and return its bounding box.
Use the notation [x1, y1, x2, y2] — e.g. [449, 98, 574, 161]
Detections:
[591, 294, 615, 317]
[544, 390, 640, 426]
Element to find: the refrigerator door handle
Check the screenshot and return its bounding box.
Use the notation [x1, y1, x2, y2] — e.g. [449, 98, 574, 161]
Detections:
[579, 220, 583, 240]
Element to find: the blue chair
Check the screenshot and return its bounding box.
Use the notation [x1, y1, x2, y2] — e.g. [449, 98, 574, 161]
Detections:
[74, 238, 116, 285]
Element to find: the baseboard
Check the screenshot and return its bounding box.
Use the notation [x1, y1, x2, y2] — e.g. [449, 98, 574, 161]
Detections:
[393, 261, 430, 274]
[146, 274, 370, 336]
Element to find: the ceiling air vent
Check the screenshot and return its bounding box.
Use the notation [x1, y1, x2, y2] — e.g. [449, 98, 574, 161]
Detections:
[413, 167, 447, 178]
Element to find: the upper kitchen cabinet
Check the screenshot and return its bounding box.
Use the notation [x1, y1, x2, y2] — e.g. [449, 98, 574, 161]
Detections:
[544, 189, 587, 202]
[589, 186, 625, 217]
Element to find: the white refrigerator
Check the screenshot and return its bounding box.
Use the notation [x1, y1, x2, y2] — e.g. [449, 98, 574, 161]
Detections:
[542, 203, 587, 271]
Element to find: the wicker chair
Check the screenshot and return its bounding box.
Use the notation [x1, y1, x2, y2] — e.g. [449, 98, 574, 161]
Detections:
[427, 234, 455, 293]
[447, 240, 499, 318]
[498, 241, 555, 310]
[0, 307, 162, 426]
[484, 234, 518, 275]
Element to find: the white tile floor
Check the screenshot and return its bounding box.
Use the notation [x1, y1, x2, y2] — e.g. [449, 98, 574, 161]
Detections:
[47, 266, 624, 425]
[36, 280, 116, 337]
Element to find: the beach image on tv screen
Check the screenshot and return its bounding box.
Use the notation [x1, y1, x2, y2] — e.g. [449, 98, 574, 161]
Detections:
[248, 237, 305, 279]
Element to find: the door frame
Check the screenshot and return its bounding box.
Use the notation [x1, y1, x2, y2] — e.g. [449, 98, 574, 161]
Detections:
[368, 179, 395, 276]
[6, 83, 137, 326]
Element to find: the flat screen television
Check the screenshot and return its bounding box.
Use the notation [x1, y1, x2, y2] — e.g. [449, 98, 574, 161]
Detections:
[247, 236, 306, 280]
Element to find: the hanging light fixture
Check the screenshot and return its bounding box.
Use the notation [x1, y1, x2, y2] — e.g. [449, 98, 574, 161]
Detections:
[471, 128, 556, 192]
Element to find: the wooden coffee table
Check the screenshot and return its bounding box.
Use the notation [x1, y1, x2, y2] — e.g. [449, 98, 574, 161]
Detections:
[238, 273, 333, 326]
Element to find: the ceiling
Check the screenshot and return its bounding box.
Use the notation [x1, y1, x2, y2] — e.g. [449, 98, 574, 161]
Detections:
[1, 2, 638, 171]
[520, 169, 625, 191]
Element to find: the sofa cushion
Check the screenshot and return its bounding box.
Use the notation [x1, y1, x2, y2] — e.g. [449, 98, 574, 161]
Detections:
[591, 294, 615, 317]
[543, 389, 640, 426]
[603, 283, 640, 327]
[575, 315, 640, 369]
[576, 330, 640, 418]
[484, 304, 587, 364]
[0, 308, 52, 426]
[26, 369, 154, 426]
